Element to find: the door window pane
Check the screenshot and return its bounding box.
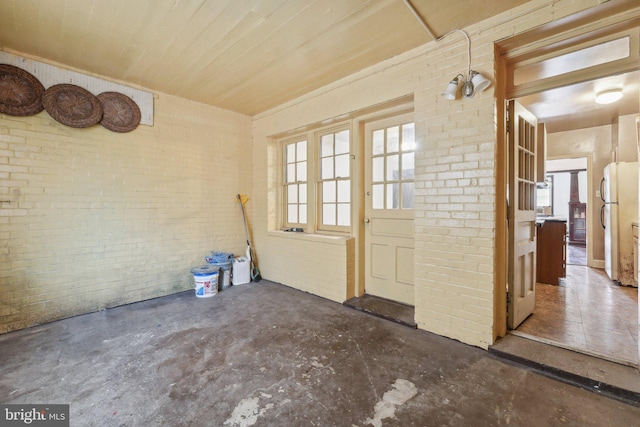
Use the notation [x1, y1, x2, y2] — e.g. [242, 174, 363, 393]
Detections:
[402, 153, 414, 179]
[373, 157, 384, 182]
[386, 155, 399, 181]
[387, 183, 399, 209]
[387, 126, 399, 153]
[402, 123, 415, 151]
[402, 182, 414, 209]
[373, 129, 385, 155]
[372, 184, 384, 209]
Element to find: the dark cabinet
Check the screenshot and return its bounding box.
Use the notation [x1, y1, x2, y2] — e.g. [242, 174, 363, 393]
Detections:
[536, 219, 566, 285]
[568, 202, 586, 245]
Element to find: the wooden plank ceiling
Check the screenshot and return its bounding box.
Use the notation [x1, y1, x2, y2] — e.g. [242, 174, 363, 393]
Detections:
[0, 0, 527, 116]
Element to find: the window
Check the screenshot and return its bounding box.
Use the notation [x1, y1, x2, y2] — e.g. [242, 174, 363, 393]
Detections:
[513, 37, 630, 85]
[279, 125, 351, 234]
[319, 129, 351, 229]
[283, 139, 307, 226]
[371, 123, 415, 210]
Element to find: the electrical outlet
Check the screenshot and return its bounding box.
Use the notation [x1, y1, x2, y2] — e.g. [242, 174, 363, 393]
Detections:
[596, 190, 601, 198]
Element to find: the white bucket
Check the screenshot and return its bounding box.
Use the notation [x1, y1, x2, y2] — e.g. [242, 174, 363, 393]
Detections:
[191, 266, 219, 298]
[232, 256, 251, 285]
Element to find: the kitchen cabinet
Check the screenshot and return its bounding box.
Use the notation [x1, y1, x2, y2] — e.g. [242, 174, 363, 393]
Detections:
[536, 219, 566, 285]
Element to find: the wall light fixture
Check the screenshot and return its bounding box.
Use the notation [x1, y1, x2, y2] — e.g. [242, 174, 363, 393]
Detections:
[438, 30, 491, 100]
[402, 1, 491, 100]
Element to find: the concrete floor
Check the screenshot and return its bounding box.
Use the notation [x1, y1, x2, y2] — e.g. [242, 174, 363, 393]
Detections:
[1, 281, 639, 427]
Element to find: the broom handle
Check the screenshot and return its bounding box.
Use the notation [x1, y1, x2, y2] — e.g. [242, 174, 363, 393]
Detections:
[238, 194, 251, 246]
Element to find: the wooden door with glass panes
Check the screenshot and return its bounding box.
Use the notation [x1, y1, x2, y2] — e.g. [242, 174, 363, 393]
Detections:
[364, 114, 415, 305]
[507, 100, 538, 329]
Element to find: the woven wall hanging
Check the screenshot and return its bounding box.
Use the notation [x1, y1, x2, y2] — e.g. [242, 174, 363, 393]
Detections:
[97, 91, 141, 133]
[1, 63, 143, 132]
[0, 64, 45, 116]
[42, 84, 103, 128]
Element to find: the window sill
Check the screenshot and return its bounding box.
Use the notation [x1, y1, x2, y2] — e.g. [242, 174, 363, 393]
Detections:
[268, 230, 352, 245]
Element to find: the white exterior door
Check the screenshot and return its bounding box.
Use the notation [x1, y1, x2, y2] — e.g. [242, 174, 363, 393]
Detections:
[364, 114, 415, 305]
[508, 100, 538, 329]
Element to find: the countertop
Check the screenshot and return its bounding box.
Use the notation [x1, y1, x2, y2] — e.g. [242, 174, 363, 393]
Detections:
[536, 216, 567, 225]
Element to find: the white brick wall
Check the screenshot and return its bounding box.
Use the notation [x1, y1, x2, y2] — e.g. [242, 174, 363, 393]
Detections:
[1, 90, 252, 333]
[252, 0, 610, 349]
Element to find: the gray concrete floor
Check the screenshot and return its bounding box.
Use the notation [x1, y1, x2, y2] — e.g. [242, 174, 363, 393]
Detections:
[1, 281, 639, 427]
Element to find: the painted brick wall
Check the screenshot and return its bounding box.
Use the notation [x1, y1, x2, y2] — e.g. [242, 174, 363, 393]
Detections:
[0, 89, 252, 333]
[252, 0, 610, 349]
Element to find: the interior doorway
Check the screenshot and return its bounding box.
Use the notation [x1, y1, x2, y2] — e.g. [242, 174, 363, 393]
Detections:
[543, 158, 588, 266]
[497, 9, 640, 367]
[516, 155, 638, 366]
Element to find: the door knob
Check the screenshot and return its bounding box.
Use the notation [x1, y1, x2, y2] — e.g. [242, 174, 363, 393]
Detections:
[364, 217, 370, 223]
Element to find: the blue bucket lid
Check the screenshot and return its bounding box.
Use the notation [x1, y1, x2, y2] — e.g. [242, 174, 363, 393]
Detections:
[190, 265, 219, 276]
[206, 251, 233, 263]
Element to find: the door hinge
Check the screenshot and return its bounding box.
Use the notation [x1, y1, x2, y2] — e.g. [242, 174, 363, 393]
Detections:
[506, 291, 511, 311]
[506, 107, 510, 133]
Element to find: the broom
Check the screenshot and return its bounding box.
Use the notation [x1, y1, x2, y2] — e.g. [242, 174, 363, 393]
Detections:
[237, 194, 261, 282]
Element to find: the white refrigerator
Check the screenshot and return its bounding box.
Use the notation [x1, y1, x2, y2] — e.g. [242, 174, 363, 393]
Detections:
[601, 162, 639, 286]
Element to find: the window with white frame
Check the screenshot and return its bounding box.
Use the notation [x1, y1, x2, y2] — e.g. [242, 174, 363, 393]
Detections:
[283, 139, 308, 227]
[280, 125, 351, 233]
[319, 128, 351, 229]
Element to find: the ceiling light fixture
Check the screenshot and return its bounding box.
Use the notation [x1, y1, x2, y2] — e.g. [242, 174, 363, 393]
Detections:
[595, 88, 623, 105]
[437, 30, 491, 100]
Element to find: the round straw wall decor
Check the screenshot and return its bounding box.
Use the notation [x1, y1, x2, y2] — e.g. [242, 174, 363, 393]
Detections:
[0, 64, 45, 116]
[97, 91, 141, 133]
[42, 84, 103, 128]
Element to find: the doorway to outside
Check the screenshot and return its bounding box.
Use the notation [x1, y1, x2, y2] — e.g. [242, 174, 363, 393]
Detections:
[344, 110, 417, 328]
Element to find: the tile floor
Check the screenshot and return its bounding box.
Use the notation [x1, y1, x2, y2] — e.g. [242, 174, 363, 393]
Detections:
[566, 243, 586, 266]
[516, 264, 639, 365]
